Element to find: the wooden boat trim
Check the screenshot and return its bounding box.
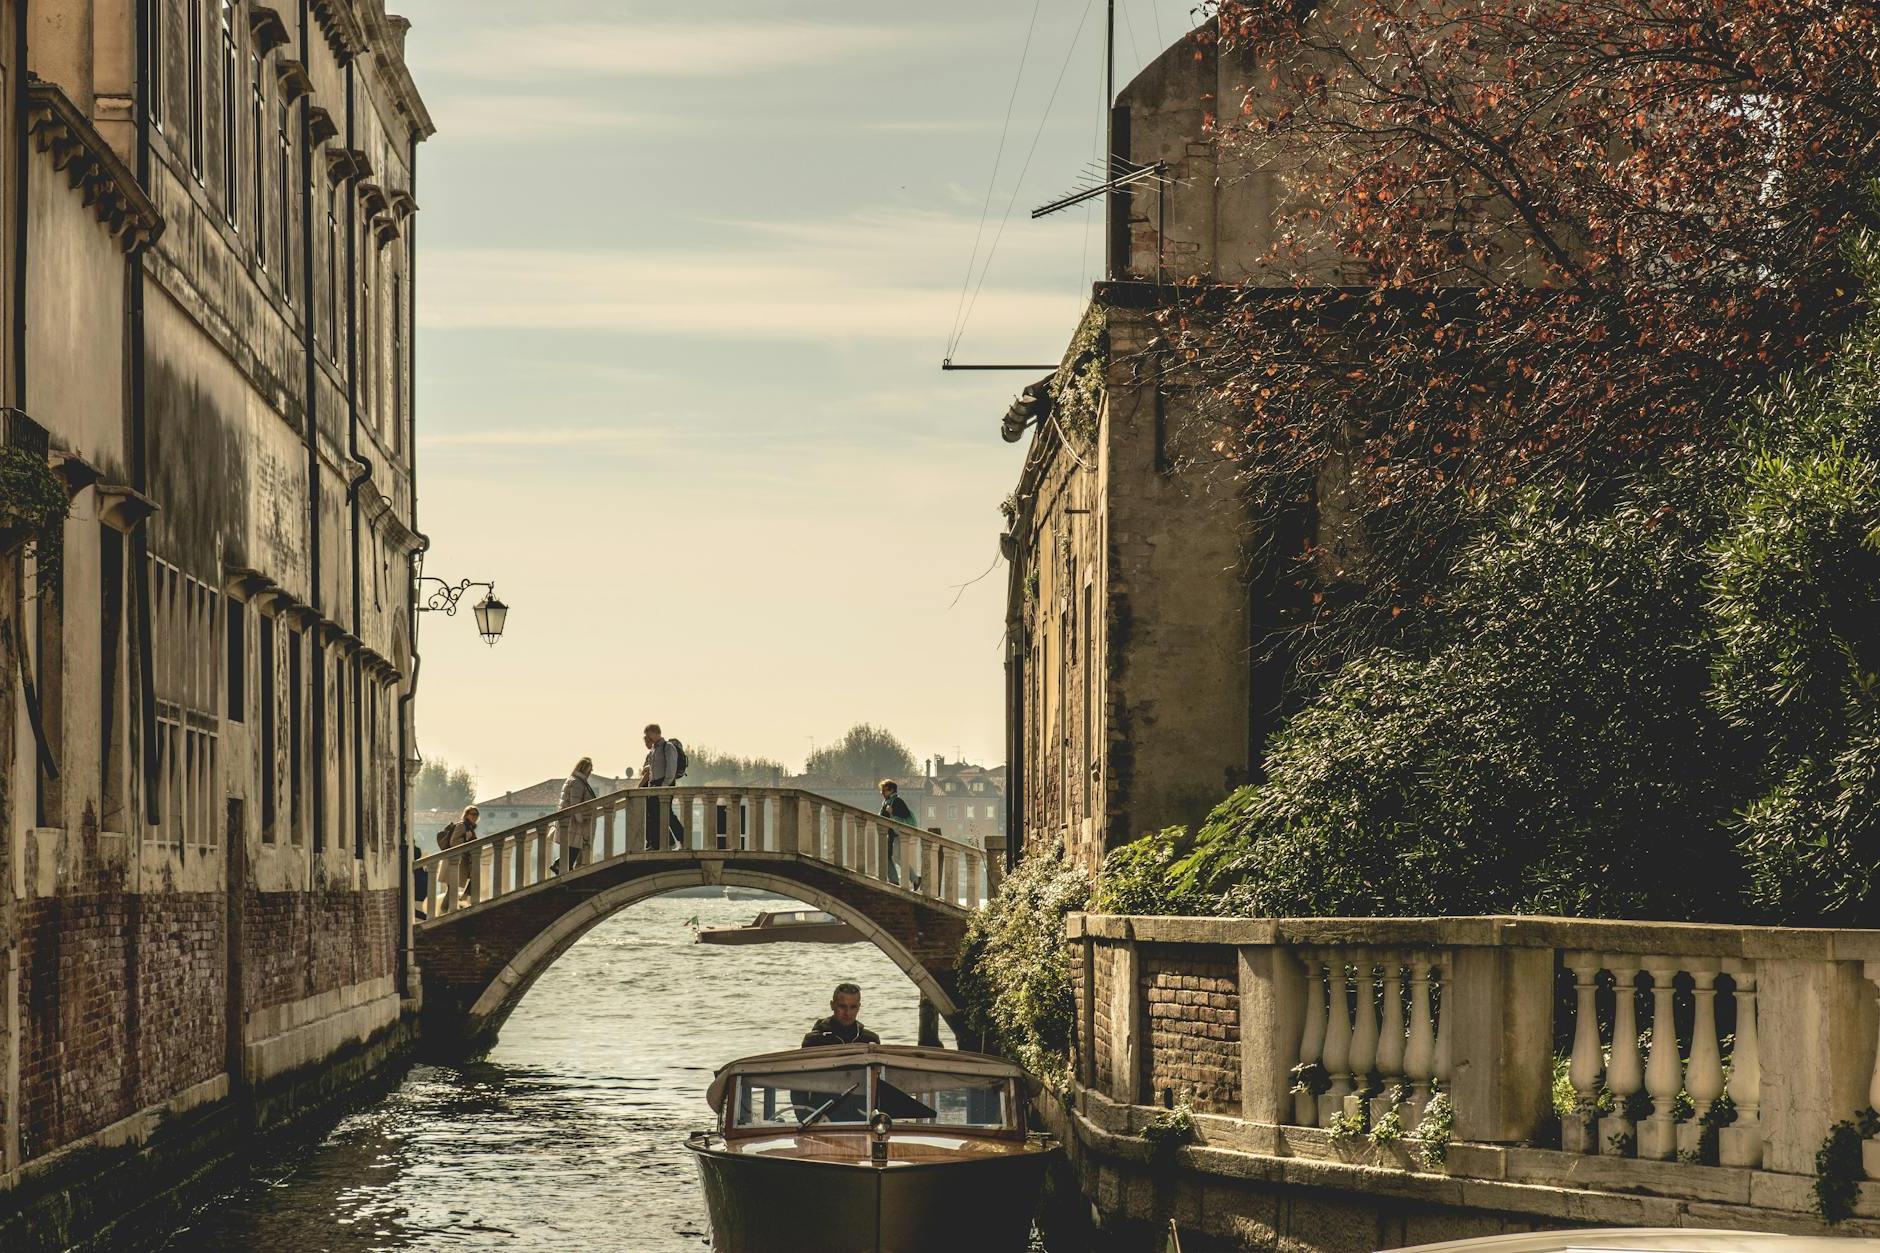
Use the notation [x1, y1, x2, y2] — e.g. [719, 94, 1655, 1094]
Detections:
[704, 1044, 1031, 1114]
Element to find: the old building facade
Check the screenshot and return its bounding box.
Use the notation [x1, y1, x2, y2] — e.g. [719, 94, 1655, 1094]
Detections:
[1002, 21, 1349, 872]
[0, 0, 430, 1242]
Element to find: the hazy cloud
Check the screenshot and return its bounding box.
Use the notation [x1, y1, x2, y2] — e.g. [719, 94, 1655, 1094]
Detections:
[434, 21, 924, 82]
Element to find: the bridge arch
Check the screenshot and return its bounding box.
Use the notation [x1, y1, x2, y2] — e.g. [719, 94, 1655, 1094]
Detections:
[413, 832, 980, 1061]
[464, 867, 962, 1043]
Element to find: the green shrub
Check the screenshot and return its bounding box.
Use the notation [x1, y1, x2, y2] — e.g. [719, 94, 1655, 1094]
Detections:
[956, 843, 1092, 1088]
[1096, 825, 1205, 915]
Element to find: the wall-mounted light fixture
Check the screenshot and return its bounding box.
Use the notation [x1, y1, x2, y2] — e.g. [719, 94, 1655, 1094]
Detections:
[417, 576, 509, 646]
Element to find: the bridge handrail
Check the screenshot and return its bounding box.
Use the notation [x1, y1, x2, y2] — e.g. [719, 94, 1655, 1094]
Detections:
[1066, 910, 1880, 1209]
[414, 785, 992, 922]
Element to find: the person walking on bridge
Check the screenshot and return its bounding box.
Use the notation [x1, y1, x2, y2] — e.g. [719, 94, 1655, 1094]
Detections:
[553, 756, 597, 873]
[641, 724, 687, 851]
[436, 805, 480, 910]
[878, 780, 915, 887]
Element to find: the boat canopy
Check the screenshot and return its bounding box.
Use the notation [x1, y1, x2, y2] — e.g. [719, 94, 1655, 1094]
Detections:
[705, 1044, 1033, 1114]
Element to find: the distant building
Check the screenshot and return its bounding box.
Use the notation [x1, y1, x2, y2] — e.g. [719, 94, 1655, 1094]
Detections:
[475, 775, 630, 832]
[787, 756, 1006, 850]
[910, 757, 1007, 850]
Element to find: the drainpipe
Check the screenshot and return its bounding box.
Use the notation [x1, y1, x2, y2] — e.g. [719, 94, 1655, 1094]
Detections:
[396, 133, 422, 1002]
[125, 1, 162, 831]
[298, 0, 324, 866]
[1002, 526, 1026, 873]
[342, 61, 368, 862]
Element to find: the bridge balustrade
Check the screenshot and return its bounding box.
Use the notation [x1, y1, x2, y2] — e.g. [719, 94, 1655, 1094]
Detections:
[1067, 913, 1880, 1228]
[413, 786, 990, 923]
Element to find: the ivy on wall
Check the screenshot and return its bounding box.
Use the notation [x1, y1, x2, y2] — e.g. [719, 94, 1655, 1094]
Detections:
[0, 444, 69, 586]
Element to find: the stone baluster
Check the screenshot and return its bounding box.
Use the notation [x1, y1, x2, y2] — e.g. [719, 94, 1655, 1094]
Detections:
[1719, 965, 1762, 1167]
[1320, 955, 1354, 1126]
[749, 795, 767, 851]
[1295, 951, 1328, 1126]
[1372, 955, 1407, 1125]
[430, 858, 447, 917]
[1678, 965, 1725, 1161]
[535, 823, 551, 882]
[1640, 963, 1682, 1160]
[1347, 951, 1380, 1122]
[942, 848, 958, 905]
[489, 834, 508, 900]
[965, 852, 983, 906]
[1404, 958, 1436, 1126]
[1432, 958, 1453, 1096]
[1564, 952, 1605, 1154]
[1600, 961, 1644, 1156]
[927, 840, 943, 897]
[469, 839, 485, 907]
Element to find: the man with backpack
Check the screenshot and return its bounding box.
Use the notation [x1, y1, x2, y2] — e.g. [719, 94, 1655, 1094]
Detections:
[641, 723, 688, 850]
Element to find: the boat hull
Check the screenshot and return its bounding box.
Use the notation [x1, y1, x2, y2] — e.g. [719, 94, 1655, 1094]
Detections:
[687, 1137, 1051, 1253]
[696, 922, 859, 945]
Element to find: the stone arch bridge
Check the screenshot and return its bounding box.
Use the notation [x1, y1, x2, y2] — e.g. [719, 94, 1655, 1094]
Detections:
[412, 786, 993, 1059]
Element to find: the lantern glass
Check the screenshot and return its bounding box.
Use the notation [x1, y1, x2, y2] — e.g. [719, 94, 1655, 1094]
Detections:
[473, 595, 508, 645]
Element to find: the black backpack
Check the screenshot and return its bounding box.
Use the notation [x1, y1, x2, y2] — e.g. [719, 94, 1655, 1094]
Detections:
[670, 739, 689, 781]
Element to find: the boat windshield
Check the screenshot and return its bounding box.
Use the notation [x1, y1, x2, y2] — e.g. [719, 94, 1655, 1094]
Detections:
[874, 1067, 1010, 1129]
[733, 1066, 872, 1128]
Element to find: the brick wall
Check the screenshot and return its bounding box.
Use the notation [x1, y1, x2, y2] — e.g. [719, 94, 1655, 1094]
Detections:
[1092, 941, 1116, 1094]
[243, 888, 403, 1011]
[16, 892, 225, 1159]
[1140, 943, 1240, 1114]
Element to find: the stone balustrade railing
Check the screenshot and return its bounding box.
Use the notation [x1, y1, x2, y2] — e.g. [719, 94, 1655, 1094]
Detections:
[414, 787, 990, 922]
[1066, 914, 1880, 1226]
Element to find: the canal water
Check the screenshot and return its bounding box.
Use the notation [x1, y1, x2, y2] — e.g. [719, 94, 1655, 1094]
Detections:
[161, 893, 947, 1251]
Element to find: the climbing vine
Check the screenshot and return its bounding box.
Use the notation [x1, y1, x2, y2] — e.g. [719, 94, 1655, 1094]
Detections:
[1051, 305, 1108, 450]
[0, 444, 67, 587]
[1814, 1108, 1880, 1223]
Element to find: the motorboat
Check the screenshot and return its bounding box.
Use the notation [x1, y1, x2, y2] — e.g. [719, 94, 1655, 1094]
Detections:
[686, 1044, 1057, 1253]
[695, 908, 860, 946]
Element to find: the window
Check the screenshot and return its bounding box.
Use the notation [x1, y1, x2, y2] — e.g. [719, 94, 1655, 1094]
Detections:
[225, 596, 245, 722]
[33, 542, 65, 828]
[101, 527, 126, 826]
[259, 611, 275, 836]
[324, 190, 338, 358]
[352, 655, 364, 858]
[926, 805, 937, 819]
[288, 628, 303, 842]
[732, 1067, 871, 1129]
[150, 0, 167, 130]
[220, 1, 237, 222]
[361, 230, 374, 409]
[277, 99, 292, 304]
[251, 52, 266, 265]
[391, 267, 404, 454]
[149, 559, 220, 847]
[188, 0, 204, 177]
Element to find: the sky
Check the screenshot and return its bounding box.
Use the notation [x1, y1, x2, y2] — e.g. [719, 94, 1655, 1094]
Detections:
[397, 0, 1205, 795]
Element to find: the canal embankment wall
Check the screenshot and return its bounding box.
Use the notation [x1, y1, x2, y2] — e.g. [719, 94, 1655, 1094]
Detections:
[0, 881, 416, 1250]
[1048, 913, 1880, 1252]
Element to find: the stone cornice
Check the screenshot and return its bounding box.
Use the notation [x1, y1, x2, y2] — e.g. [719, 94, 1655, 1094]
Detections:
[25, 79, 163, 253]
[247, 5, 291, 54]
[311, 0, 368, 60]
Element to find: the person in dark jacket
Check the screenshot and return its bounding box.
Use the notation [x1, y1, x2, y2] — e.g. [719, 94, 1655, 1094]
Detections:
[802, 982, 881, 1047]
[877, 780, 914, 887]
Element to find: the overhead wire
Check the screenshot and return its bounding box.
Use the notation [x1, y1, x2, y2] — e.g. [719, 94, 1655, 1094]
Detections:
[951, 0, 1100, 361]
[946, 0, 1046, 361]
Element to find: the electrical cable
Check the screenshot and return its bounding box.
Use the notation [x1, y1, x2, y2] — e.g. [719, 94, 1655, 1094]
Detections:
[952, 0, 1099, 360]
[946, 0, 1046, 360]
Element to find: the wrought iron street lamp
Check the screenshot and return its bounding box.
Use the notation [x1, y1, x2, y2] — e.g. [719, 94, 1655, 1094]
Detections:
[417, 576, 510, 646]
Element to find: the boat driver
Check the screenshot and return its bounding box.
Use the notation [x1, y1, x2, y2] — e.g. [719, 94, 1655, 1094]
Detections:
[802, 982, 881, 1048]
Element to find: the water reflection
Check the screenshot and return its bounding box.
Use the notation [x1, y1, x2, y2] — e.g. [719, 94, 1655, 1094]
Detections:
[165, 893, 925, 1250]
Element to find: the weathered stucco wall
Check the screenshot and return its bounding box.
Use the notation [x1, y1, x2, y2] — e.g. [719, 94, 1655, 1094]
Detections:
[0, 2, 434, 1246]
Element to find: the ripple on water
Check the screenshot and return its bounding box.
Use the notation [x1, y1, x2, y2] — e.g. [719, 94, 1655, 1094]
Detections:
[163, 893, 930, 1251]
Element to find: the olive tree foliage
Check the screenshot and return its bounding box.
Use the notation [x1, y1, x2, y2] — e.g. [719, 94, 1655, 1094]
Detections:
[685, 747, 789, 787]
[1707, 234, 1880, 925]
[413, 760, 476, 812]
[957, 843, 1092, 1089]
[1098, 233, 1880, 927]
[1168, 0, 1880, 680]
[802, 723, 918, 788]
